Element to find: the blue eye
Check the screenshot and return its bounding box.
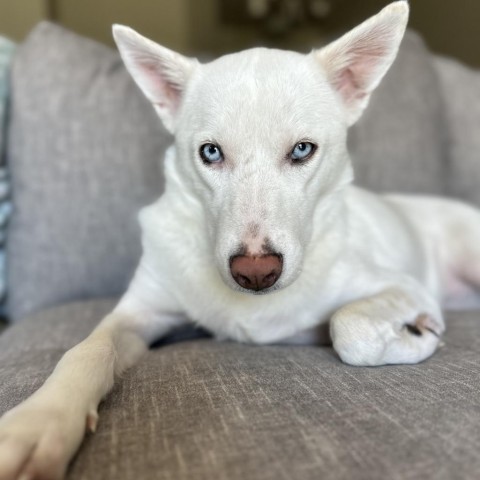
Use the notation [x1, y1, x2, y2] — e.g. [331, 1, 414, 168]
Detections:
[200, 143, 224, 164]
[290, 142, 316, 163]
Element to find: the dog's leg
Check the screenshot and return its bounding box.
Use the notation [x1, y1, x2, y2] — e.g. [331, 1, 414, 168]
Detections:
[386, 195, 480, 308]
[0, 265, 183, 480]
[330, 278, 445, 366]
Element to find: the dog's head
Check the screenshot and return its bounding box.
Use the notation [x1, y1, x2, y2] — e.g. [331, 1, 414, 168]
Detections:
[113, 2, 408, 294]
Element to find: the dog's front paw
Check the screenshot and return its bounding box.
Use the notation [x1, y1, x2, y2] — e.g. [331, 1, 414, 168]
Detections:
[0, 396, 94, 480]
[330, 310, 443, 367]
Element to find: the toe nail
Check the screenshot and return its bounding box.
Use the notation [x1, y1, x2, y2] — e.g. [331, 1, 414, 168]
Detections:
[86, 410, 99, 433]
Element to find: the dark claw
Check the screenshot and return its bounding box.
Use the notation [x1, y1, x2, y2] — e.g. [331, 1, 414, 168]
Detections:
[424, 326, 439, 337]
[406, 324, 422, 336]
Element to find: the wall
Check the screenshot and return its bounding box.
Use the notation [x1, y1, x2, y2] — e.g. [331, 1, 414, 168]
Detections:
[409, 0, 480, 68]
[0, 0, 479, 67]
[187, 0, 480, 66]
[0, 0, 49, 40]
[55, 0, 191, 52]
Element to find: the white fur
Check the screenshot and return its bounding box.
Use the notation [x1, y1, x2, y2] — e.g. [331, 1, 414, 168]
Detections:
[1, 2, 479, 478]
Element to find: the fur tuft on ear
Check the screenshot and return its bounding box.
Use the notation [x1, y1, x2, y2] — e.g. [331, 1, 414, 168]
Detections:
[112, 25, 198, 133]
[312, 1, 409, 126]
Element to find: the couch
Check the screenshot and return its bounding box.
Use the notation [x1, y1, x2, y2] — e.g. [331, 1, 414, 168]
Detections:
[0, 22, 479, 480]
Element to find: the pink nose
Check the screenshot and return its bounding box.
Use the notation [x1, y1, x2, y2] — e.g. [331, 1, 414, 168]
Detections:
[230, 254, 283, 291]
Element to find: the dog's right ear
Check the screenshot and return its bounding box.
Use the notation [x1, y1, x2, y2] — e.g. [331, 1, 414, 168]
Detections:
[113, 25, 198, 133]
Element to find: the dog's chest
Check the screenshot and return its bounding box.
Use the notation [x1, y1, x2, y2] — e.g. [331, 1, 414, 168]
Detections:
[174, 266, 341, 344]
[140, 194, 349, 344]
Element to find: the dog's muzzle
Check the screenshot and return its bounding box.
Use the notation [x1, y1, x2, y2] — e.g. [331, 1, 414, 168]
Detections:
[229, 254, 283, 291]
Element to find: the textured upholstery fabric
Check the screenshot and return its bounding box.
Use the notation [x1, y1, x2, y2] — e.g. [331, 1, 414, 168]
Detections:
[434, 56, 480, 206]
[348, 31, 447, 195]
[0, 300, 479, 480]
[6, 22, 170, 321]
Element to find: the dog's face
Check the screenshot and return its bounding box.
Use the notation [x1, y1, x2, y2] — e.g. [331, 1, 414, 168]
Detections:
[114, 1, 408, 294]
[173, 49, 351, 293]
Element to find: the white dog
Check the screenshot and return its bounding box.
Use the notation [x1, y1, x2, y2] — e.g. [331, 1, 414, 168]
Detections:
[1, 2, 478, 478]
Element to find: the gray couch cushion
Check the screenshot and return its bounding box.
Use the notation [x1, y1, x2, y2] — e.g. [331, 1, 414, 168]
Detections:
[349, 31, 447, 195]
[1, 300, 479, 480]
[434, 56, 480, 206]
[6, 22, 170, 321]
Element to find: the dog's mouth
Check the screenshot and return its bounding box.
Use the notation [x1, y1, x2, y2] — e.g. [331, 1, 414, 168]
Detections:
[229, 280, 283, 295]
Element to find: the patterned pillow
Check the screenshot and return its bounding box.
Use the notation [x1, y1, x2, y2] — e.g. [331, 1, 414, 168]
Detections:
[0, 37, 14, 314]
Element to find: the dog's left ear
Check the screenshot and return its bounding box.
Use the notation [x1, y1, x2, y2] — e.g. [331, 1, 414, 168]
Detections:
[113, 25, 198, 133]
[312, 1, 409, 126]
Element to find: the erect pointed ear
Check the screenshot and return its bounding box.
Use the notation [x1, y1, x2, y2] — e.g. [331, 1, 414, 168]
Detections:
[112, 25, 198, 133]
[312, 1, 409, 126]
